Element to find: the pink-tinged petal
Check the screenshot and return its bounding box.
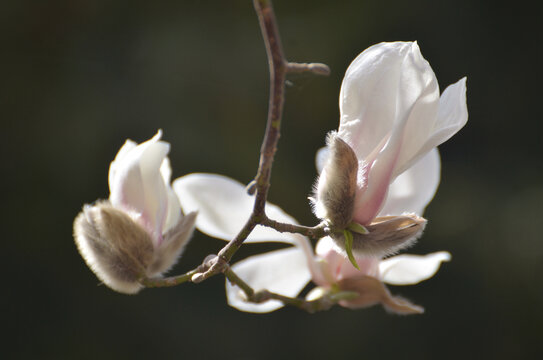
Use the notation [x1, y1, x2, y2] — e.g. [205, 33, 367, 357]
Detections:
[108, 131, 171, 244]
[315, 237, 379, 286]
[379, 251, 451, 285]
[173, 173, 298, 244]
[226, 247, 312, 313]
[378, 148, 440, 216]
[340, 42, 440, 224]
[337, 276, 424, 314]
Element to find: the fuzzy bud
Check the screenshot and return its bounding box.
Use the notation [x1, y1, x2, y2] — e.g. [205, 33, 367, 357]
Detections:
[312, 132, 359, 229]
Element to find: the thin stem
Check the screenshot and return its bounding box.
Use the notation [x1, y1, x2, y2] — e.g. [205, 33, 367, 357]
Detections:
[261, 217, 329, 239]
[224, 267, 254, 298]
[225, 266, 359, 313]
[141, 269, 199, 288]
[142, 1, 334, 315]
[210, 0, 288, 265]
[252, 0, 287, 214]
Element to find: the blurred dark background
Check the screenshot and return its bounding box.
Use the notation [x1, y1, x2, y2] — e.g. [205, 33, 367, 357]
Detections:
[2, 0, 540, 359]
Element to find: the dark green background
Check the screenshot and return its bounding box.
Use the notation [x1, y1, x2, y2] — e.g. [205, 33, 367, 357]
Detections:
[3, 0, 540, 359]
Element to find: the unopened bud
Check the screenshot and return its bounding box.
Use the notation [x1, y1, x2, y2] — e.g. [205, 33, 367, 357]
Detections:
[73, 202, 154, 294]
[74, 201, 197, 294]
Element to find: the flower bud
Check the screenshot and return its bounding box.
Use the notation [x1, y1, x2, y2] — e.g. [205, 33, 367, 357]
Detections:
[74, 202, 155, 294]
[74, 131, 197, 294]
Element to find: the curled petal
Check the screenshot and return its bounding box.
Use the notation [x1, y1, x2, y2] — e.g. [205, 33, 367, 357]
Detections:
[394, 77, 468, 176]
[226, 247, 312, 313]
[379, 251, 451, 285]
[433, 77, 469, 144]
[173, 173, 298, 244]
[378, 148, 440, 216]
[337, 276, 424, 314]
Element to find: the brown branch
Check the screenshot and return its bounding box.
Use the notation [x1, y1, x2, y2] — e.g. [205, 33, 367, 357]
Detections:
[143, 1, 331, 305]
[212, 0, 289, 265]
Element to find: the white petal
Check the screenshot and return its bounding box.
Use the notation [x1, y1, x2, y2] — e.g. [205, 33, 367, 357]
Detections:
[159, 157, 181, 233]
[315, 146, 329, 174]
[394, 77, 468, 175]
[108, 140, 136, 188]
[379, 251, 451, 285]
[339, 42, 415, 158]
[434, 77, 468, 143]
[162, 186, 182, 233]
[160, 156, 173, 184]
[226, 247, 312, 313]
[391, 42, 440, 176]
[378, 148, 440, 216]
[339, 42, 439, 161]
[109, 131, 171, 242]
[173, 173, 298, 244]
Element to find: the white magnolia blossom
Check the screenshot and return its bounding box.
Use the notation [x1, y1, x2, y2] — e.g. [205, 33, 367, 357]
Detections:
[314, 41, 467, 225]
[313, 41, 467, 258]
[174, 174, 450, 313]
[74, 131, 197, 294]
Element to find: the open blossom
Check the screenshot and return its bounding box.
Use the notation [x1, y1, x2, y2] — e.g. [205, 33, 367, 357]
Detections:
[313, 41, 467, 258]
[74, 131, 197, 294]
[173, 174, 450, 314]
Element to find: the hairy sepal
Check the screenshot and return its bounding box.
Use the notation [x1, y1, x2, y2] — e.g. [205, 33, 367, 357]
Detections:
[73, 201, 154, 294]
[331, 214, 426, 258]
[312, 132, 359, 229]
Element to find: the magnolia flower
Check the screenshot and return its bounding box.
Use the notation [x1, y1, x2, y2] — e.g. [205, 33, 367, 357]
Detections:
[74, 131, 197, 294]
[308, 237, 450, 314]
[313, 41, 467, 259]
[173, 174, 449, 314]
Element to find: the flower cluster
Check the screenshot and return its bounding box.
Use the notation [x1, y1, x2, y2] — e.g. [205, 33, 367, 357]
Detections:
[74, 41, 467, 313]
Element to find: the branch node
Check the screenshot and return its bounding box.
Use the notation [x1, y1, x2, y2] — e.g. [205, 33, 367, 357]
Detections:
[287, 62, 331, 76]
[246, 180, 257, 195]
